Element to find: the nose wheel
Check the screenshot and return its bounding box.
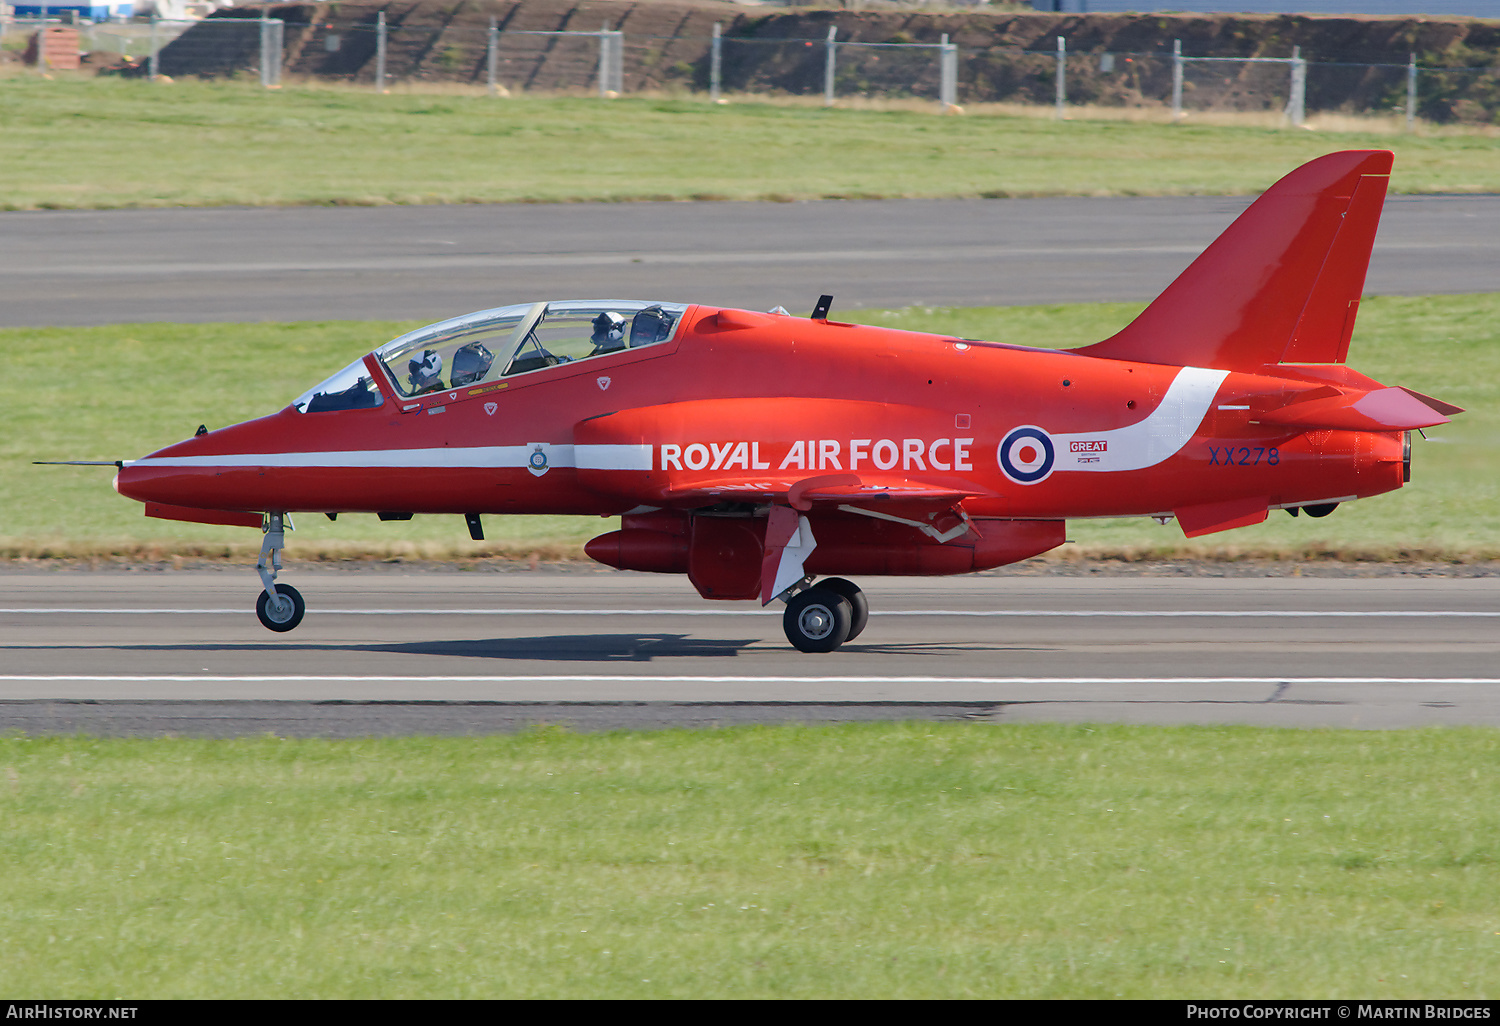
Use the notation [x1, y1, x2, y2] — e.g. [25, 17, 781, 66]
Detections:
[256, 583, 305, 632]
[782, 579, 866, 653]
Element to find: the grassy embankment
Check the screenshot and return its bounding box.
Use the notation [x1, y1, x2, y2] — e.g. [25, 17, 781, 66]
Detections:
[2, 76, 1500, 209]
[3, 724, 1499, 999]
[6, 294, 1495, 562]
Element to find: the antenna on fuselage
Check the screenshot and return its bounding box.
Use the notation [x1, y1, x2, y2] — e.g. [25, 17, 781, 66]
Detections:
[811, 295, 833, 320]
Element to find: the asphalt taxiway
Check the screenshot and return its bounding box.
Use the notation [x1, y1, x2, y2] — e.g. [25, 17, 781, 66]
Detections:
[2, 194, 1497, 326]
[3, 569, 1497, 735]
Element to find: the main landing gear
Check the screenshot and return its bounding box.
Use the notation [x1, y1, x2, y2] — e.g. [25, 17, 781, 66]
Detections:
[782, 577, 868, 653]
[255, 512, 305, 633]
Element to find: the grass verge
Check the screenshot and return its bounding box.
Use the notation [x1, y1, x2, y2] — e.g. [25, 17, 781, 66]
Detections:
[2, 724, 1499, 998]
[6, 294, 1495, 563]
[2, 77, 1500, 209]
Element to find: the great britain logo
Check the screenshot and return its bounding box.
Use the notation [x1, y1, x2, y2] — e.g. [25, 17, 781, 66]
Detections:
[997, 425, 1055, 485]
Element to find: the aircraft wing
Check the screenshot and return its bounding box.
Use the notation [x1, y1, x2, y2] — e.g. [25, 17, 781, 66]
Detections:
[656, 472, 980, 511]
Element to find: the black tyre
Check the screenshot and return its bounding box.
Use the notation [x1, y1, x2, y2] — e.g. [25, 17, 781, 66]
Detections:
[1303, 502, 1339, 519]
[818, 577, 869, 642]
[783, 587, 852, 653]
[256, 584, 305, 633]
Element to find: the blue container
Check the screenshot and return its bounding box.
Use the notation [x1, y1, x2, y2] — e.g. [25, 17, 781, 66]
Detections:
[13, 3, 135, 19]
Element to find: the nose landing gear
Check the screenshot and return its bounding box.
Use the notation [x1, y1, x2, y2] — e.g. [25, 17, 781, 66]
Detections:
[782, 577, 867, 653]
[255, 512, 305, 633]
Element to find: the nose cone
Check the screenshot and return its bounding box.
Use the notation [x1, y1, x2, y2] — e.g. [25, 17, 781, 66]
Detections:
[113, 460, 166, 504]
[114, 415, 283, 511]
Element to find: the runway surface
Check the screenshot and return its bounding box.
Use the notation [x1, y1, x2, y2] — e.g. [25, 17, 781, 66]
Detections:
[3, 569, 1497, 735]
[3, 193, 1498, 327]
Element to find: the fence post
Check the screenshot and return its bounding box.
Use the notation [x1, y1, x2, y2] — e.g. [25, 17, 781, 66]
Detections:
[148, 11, 159, 81]
[710, 22, 721, 102]
[374, 11, 387, 93]
[824, 26, 837, 107]
[1285, 45, 1306, 127]
[611, 31, 624, 94]
[259, 12, 282, 89]
[1054, 36, 1066, 119]
[1171, 38, 1183, 120]
[596, 25, 608, 97]
[939, 32, 957, 110]
[1406, 52, 1418, 132]
[38, 2, 50, 73]
[487, 17, 498, 96]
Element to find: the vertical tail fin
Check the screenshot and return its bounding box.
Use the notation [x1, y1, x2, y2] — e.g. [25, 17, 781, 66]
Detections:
[1076, 150, 1392, 370]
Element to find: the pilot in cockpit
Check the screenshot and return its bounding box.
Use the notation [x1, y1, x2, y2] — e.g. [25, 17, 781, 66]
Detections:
[631, 305, 675, 346]
[590, 311, 627, 355]
[451, 341, 494, 386]
[408, 349, 444, 394]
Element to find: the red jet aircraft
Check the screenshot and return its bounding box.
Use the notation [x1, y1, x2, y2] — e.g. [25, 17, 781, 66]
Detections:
[96, 150, 1461, 651]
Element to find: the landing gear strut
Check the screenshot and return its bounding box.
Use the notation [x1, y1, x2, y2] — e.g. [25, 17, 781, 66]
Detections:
[782, 578, 866, 653]
[255, 512, 305, 633]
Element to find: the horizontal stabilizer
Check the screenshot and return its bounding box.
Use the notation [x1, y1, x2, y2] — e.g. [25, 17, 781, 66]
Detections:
[1395, 386, 1465, 417]
[1076, 150, 1393, 370]
[1256, 386, 1452, 432]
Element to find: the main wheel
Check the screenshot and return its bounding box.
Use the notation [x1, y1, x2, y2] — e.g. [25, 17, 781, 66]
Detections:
[818, 578, 869, 642]
[1304, 502, 1339, 518]
[256, 584, 305, 633]
[783, 587, 852, 653]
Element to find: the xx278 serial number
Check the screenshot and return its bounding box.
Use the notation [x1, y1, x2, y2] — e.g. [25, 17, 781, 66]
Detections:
[1207, 446, 1280, 467]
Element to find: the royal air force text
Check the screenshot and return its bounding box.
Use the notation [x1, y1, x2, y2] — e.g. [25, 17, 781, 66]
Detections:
[659, 439, 976, 473]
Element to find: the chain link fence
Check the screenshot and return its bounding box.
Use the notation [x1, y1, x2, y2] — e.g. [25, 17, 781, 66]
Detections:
[706, 28, 958, 108]
[8, 13, 1498, 125]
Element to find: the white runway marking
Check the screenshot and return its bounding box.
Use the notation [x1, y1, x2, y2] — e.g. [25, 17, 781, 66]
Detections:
[2, 675, 1498, 685]
[1, 608, 1496, 618]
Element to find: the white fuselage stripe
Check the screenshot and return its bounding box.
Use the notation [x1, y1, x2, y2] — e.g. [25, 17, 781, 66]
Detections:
[1052, 366, 1230, 474]
[127, 444, 653, 472]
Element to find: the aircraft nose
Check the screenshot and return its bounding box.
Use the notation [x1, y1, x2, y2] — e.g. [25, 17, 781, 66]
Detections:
[112, 461, 163, 504]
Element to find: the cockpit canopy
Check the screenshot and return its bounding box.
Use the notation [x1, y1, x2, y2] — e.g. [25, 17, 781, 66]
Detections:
[293, 300, 688, 413]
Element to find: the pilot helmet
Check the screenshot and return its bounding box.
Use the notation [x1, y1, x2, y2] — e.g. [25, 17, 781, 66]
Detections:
[591, 311, 626, 345]
[630, 305, 674, 346]
[451, 342, 494, 387]
[408, 349, 443, 391]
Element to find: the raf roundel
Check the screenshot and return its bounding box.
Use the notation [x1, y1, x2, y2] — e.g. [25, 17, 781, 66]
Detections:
[998, 425, 1056, 485]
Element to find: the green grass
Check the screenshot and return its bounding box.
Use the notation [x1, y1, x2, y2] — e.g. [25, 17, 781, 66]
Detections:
[1, 77, 1499, 209]
[2, 724, 1499, 998]
[5, 294, 1495, 562]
